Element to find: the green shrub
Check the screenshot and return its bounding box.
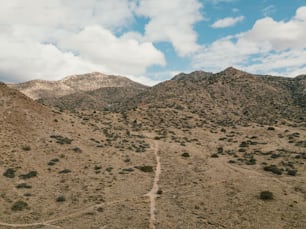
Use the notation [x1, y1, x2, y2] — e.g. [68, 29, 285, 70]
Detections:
[16, 183, 32, 189]
[11, 201, 29, 211]
[56, 195, 66, 202]
[260, 191, 273, 200]
[135, 166, 153, 173]
[19, 171, 37, 179]
[181, 152, 190, 157]
[22, 145, 31, 151]
[263, 165, 282, 175]
[287, 169, 297, 176]
[50, 135, 73, 144]
[58, 169, 71, 174]
[3, 168, 16, 178]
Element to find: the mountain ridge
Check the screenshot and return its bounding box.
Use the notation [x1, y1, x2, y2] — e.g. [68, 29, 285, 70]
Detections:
[8, 72, 147, 100]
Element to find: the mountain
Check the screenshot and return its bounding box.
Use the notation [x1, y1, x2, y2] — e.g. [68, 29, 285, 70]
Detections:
[9, 72, 146, 100]
[1, 67, 306, 228]
[0, 82, 158, 227]
[114, 67, 305, 125]
[171, 70, 213, 81]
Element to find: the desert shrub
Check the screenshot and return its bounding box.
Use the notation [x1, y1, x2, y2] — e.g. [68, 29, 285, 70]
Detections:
[94, 165, 102, 170]
[263, 165, 282, 175]
[260, 191, 273, 200]
[11, 200, 29, 211]
[267, 127, 275, 131]
[211, 153, 219, 158]
[217, 147, 224, 154]
[181, 152, 190, 157]
[287, 169, 297, 176]
[19, 171, 37, 179]
[239, 141, 249, 147]
[295, 141, 306, 148]
[58, 169, 71, 174]
[135, 165, 153, 173]
[50, 135, 73, 144]
[48, 158, 59, 166]
[246, 158, 256, 165]
[72, 147, 82, 153]
[3, 168, 16, 178]
[271, 153, 280, 159]
[22, 145, 31, 151]
[16, 183, 32, 189]
[56, 195, 66, 202]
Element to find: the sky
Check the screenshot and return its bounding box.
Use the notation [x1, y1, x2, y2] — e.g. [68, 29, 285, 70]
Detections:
[1, 0, 306, 85]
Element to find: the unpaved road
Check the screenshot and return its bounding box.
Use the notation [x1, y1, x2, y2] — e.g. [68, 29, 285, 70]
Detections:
[145, 141, 161, 229]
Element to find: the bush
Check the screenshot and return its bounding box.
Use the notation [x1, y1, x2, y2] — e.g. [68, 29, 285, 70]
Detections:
[19, 171, 37, 179]
[135, 165, 153, 173]
[267, 127, 275, 131]
[50, 135, 73, 144]
[287, 169, 297, 176]
[11, 201, 29, 211]
[263, 165, 282, 175]
[181, 152, 190, 157]
[16, 183, 32, 189]
[239, 141, 249, 147]
[22, 145, 31, 151]
[56, 195, 66, 202]
[260, 191, 273, 200]
[3, 168, 16, 178]
[211, 153, 219, 158]
[58, 169, 71, 174]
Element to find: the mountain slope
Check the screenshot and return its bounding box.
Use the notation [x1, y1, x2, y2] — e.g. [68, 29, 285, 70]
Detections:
[9, 72, 146, 100]
[115, 67, 305, 125]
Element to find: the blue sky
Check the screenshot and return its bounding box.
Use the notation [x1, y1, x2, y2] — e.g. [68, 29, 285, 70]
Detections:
[1, 0, 306, 85]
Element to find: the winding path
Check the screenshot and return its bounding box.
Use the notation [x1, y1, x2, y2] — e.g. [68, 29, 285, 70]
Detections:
[145, 141, 161, 229]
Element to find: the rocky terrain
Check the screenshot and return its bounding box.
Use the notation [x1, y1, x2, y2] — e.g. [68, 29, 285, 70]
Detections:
[1, 67, 306, 228]
[9, 72, 146, 100]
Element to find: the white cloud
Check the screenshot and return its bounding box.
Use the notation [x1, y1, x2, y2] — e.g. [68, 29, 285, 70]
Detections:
[193, 6, 306, 77]
[0, 0, 166, 83]
[135, 0, 203, 56]
[58, 25, 165, 75]
[211, 16, 244, 28]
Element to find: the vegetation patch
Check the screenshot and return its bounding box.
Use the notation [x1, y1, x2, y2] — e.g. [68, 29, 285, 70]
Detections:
[16, 183, 32, 189]
[50, 135, 73, 144]
[56, 195, 66, 202]
[135, 165, 153, 173]
[19, 171, 37, 179]
[22, 145, 31, 151]
[263, 165, 282, 175]
[58, 169, 72, 174]
[11, 201, 29, 211]
[260, 191, 274, 200]
[3, 168, 16, 178]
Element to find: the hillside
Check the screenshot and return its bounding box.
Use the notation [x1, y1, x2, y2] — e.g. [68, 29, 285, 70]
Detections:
[9, 72, 146, 100]
[114, 67, 306, 125]
[1, 66, 306, 228]
[38, 86, 147, 111]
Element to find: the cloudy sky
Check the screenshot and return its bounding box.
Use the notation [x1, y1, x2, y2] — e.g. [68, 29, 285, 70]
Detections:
[1, 0, 306, 85]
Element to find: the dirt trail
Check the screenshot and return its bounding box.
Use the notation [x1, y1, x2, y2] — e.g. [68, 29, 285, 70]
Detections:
[0, 196, 143, 228]
[145, 141, 161, 229]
